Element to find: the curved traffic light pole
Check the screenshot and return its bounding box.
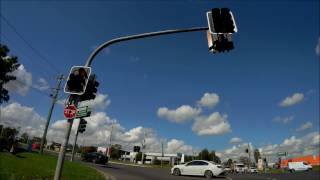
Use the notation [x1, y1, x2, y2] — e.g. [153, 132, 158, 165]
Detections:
[84, 26, 209, 67]
[54, 26, 209, 180]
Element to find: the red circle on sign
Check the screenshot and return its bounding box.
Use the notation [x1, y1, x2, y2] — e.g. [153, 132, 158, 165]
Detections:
[64, 104, 77, 119]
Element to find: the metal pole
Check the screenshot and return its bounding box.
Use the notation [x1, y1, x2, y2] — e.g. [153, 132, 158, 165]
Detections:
[40, 74, 64, 154]
[84, 27, 208, 67]
[141, 130, 146, 164]
[70, 120, 80, 162]
[54, 118, 74, 180]
[161, 139, 164, 168]
[107, 120, 114, 158]
[248, 143, 251, 171]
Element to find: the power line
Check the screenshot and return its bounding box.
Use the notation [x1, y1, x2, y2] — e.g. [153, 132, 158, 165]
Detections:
[0, 14, 62, 74]
[0, 33, 51, 78]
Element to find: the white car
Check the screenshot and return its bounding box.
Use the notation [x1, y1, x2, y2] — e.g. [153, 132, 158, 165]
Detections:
[234, 163, 246, 173]
[288, 162, 312, 172]
[171, 160, 225, 178]
[249, 167, 258, 173]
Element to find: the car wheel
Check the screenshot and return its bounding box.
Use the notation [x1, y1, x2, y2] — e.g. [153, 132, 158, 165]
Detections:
[173, 168, 181, 176]
[204, 170, 213, 179]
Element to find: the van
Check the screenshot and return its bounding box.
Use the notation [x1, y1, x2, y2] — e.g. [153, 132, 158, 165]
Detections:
[288, 162, 312, 172]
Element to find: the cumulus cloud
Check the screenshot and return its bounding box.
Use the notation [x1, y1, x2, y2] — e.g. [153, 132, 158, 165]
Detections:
[192, 112, 231, 136]
[0, 101, 196, 155]
[280, 93, 304, 107]
[230, 137, 243, 144]
[316, 37, 320, 56]
[0, 102, 45, 137]
[4, 65, 32, 96]
[198, 93, 219, 108]
[166, 139, 194, 155]
[157, 105, 201, 123]
[79, 93, 111, 110]
[296, 122, 313, 132]
[272, 116, 294, 124]
[34, 78, 50, 91]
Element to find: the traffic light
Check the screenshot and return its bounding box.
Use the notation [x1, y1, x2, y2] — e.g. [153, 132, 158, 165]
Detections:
[78, 118, 87, 133]
[207, 8, 237, 34]
[79, 74, 99, 101]
[207, 32, 234, 53]
[206, 8, 237, 54]
[133, 146, 140, 152]
[64, 66, 91, 95]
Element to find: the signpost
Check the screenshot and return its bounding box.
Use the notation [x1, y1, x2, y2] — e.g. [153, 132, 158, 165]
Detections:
[63, 105, 77, 119]
[277, 152, 288, 157]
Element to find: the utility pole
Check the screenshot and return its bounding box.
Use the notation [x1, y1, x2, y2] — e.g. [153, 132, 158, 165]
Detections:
[161, 139, 164, 168]
[107, 120, 115, 157]
[141, 130, 146, 164]
[40, 74, 64, 154]
[70, 120, 80, 162]
[247, 143, 251, 170]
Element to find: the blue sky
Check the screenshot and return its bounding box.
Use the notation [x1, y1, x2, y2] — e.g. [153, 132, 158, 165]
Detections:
[0, 0, 319, 156]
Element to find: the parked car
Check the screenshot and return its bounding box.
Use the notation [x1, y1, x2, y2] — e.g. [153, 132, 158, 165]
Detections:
[288, 162, 312, 172]
[249, 167, 258, 173]
[81, 152, 108, 164]
[171, 160, 225, 178]
[234, 163, 246, 173]
[32, 143, 40, 150]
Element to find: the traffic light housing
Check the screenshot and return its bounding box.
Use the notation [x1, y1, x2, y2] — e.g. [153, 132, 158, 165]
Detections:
[206, 8, 237, 54]
[133, 146, 140, 152]
[78, 118, 87, 133]
[207, 8, 237, 34]
[64, 66, 91, 95]
[79, 74, 99, 101]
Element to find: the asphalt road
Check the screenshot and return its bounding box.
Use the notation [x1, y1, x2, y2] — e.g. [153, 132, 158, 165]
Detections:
[90, 162, 320, 180]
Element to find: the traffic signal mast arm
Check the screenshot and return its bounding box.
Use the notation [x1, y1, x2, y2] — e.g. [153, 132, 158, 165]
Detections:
[85, 27, 209, 67]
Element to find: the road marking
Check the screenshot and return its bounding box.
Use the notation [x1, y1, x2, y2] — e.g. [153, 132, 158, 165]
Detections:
[225, 177, 233, 180]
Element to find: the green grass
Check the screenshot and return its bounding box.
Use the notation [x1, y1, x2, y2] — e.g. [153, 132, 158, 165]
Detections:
[0, 152, 105, 180]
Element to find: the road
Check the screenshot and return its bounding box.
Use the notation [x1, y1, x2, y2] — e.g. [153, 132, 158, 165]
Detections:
[90, 162, 320, 180]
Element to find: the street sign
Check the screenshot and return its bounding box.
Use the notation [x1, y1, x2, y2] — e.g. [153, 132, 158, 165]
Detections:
[64, 105, 77, 119]
[76, 106, 91, 118]
[277, 152, 288, 156]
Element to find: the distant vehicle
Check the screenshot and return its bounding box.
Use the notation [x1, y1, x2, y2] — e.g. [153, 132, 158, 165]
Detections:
[32, 143, 40, 150]
[81, 152, 108, 165]
[288, 162, 312, 172]
[224, 166, 232, 173]
[249, 167, 258, 173]
[171, 160, 225, 178]
[234, 163, 246, 173]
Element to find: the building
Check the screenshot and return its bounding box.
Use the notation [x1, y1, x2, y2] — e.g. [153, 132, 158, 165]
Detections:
[281, 154, 320, 168]
[120, 151, 183, 165]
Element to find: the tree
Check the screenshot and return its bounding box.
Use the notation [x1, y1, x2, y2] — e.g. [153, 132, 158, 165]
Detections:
[0, 44, 20, 104]
[110, 144, 122, 159]
[254, 149, 261, 163]
[135, 152, 146, 162]
[224, 158, 233, 167]
[209, 150, 221, 164]
[20, 132, 29, 143]
[198, 148, 210, 160]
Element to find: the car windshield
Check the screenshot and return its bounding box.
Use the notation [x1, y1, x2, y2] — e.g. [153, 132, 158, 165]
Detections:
[237, 165, 245, 167]
[303, 162, 308, 165]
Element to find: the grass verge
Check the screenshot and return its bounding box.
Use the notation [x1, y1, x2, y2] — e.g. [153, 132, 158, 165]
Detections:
[0, 152, 105, 180]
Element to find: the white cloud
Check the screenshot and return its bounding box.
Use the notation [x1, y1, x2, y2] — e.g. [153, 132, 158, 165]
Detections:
[157, 105, 201, 123]
[4, 65, 32, 96]
[198, 92, 219, 108]
[166, 139, 194, 155]
[79, 93, 111, 110]
[315, 37, 320, 56]
[296, 122, 313, 132]
[34, 78, 50, 91]
[280, 93, 304, 107]
[0, 102, 45, 137]
[192, 112, 231, 136]
[272, 116, 294, 124]
[230, 137, 243, 144]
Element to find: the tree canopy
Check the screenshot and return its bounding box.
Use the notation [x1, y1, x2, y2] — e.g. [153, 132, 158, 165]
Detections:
[0, 44, 20, 104]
